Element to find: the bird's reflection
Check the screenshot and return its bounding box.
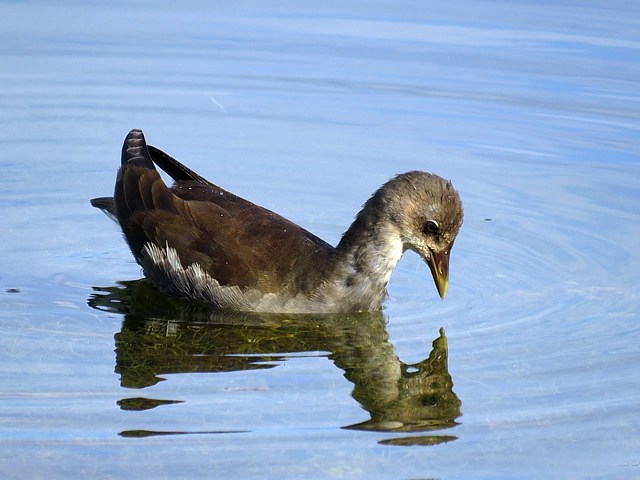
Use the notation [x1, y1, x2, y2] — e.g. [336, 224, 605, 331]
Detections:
[89, 279, 461, 444]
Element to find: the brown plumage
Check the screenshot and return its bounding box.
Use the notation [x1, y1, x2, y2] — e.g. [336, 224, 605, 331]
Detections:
[91, 129, 463, 313]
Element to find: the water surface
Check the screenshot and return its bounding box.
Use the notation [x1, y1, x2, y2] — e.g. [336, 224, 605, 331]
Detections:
[1, 1, 639, 478]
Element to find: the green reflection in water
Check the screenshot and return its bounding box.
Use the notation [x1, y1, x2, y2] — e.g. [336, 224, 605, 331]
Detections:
[119, 429, 249, 438]
[89, 280, 461, 443]
[378, 435, 457, 446]
[117, 397, 184, 411]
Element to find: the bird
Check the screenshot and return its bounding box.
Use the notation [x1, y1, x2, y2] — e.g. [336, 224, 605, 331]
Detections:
[91, 129, 463, 314]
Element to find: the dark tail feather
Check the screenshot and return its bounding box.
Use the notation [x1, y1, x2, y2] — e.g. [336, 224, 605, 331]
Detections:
[148, 145, 216, 187]
[90, 196, 118, 224]
[90, 129, 153, 226]
[121, 129, 154, 168]
[114, 129, 179, 260]
[115, 129, 165, 216]
[90, 196, 115, 213]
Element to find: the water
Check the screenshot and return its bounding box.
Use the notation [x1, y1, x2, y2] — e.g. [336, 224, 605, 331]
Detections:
[1, 1, 639, 478]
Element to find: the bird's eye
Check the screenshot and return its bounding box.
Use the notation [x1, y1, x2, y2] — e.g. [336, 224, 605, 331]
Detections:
[424, 220, 439, 235]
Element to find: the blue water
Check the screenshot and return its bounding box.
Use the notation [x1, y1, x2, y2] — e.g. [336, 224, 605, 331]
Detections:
[1, 1, 639, 478]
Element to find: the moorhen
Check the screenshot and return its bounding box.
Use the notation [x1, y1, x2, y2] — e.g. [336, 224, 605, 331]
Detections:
[91, 129, 463, 313]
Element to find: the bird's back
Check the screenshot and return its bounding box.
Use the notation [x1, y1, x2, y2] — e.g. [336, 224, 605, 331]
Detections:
[110, 129, 335, 309]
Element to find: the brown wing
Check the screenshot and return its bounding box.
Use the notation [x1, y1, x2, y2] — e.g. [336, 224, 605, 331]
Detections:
[114, 129, 334, 294]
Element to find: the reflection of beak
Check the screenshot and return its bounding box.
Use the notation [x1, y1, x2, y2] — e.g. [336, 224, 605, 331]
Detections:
[426, 245, 451, 299]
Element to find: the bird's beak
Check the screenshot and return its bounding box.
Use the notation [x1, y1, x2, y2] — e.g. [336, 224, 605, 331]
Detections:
[426, 244, 452, 299]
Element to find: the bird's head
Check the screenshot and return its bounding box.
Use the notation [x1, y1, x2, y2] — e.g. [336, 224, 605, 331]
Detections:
[383, 171, 463, 299]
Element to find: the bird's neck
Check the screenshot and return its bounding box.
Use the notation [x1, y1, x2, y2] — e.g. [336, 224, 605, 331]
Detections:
[333, 200, 405, 309]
